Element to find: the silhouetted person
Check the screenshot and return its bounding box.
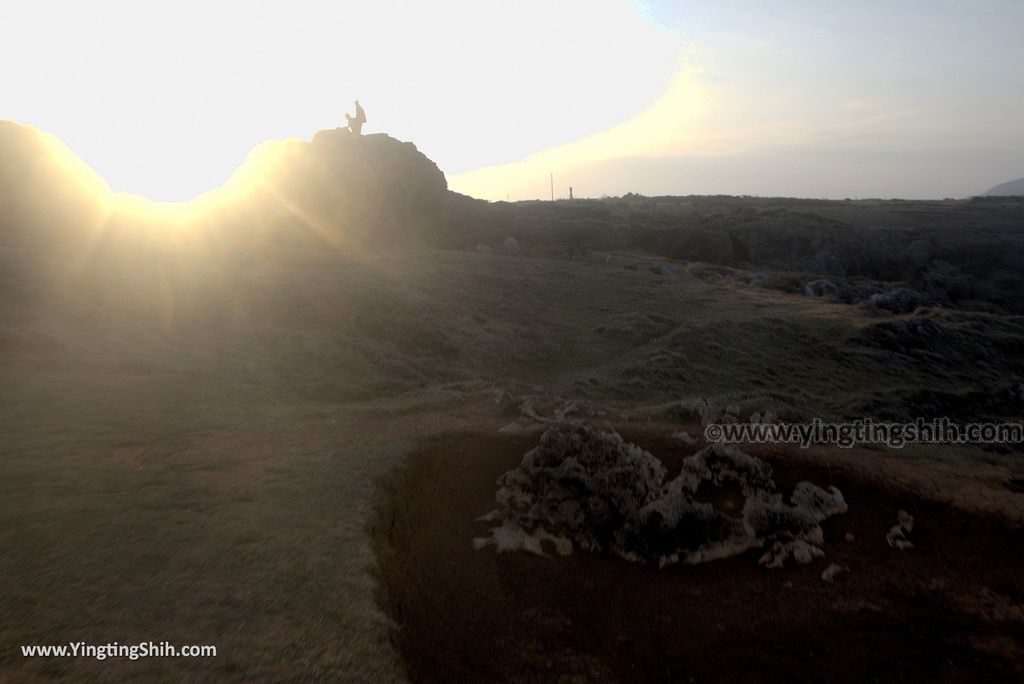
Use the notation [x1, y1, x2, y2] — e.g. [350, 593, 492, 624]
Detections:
[346, 100, 366, 135]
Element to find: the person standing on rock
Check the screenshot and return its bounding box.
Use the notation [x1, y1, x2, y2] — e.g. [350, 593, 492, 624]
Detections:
[346, 100, 366, 135]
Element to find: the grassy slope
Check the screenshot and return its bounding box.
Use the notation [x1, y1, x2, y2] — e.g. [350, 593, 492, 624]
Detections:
[0, 369, 411, 680]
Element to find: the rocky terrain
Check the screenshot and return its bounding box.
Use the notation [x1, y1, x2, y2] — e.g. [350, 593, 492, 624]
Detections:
[474, 422, 849, 569]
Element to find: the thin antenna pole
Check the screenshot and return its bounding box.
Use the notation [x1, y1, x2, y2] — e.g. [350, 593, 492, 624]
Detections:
[550, 173, 554, 201]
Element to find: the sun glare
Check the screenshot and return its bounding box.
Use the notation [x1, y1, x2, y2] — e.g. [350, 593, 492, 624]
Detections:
[1, 1, 682, 203]
[449, 61, 715, 201]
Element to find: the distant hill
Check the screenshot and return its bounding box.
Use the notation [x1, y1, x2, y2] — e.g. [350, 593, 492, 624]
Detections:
[983, 177, 1024, 196]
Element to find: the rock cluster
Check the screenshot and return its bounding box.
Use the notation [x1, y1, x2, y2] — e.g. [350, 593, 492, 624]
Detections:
[224, 129, 450, 246]
[803, 278, 931, 314]
[475, 422, 847, 569]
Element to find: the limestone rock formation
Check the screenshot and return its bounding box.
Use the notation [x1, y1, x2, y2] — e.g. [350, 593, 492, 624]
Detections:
[475, 422, 848, 568]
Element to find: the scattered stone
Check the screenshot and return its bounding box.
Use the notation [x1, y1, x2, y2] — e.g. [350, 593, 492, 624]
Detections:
[869, 287, 929, 314]
[759, 540, 825, 569]
[688, 399, 722, 426]
[749, 411, 778, 424]
[952, 586, 1024, 623]
[511, 397, 583, 428]
[553, 402, 578, 420]
[804, 279, 839, 298]
[821, 563, 845, 582]
[790, 481, 849, 521]
[498, 421, 545, 436]
[519, 398, 545, 421]
[497, 237, 523, 256]
[672, 431, 697, 445]
[844, 532, 856, 542]
[493, 389, 518, 413]
[886, 510, 915, 550]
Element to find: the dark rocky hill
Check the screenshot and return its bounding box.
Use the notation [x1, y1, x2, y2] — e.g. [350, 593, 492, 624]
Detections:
[215, 128, 450, 247]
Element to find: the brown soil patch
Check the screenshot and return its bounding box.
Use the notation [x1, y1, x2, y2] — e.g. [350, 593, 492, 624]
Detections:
[372, 428, 1024, 683]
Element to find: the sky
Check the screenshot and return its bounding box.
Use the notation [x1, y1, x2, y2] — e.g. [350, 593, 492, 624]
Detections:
[2, 0, 1022, 201]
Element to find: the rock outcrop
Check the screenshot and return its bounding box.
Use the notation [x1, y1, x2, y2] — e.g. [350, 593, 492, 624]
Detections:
[475, 422, 847, 569]
[220, 129, 449, 246]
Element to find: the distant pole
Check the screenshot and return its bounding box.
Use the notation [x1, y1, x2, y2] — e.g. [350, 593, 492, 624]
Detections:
[569, 186, 574, 200]
[550, 173, 554, 201]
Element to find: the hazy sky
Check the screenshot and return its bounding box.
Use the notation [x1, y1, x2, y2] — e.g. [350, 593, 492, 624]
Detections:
[2, 0, 1022, 201]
